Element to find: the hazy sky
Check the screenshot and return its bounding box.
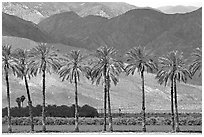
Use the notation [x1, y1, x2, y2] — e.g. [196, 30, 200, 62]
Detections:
[126, 0, 202, 8]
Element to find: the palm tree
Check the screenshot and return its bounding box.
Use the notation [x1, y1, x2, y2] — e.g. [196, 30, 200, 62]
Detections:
[20, 95, 26, 108]
[156, 51, 191, 132]
[12, 48, 35, 131]
[91, 46, 123, 132]
[189, 47, 202, 77]
[29, 43, 60, 132]
[16, 97, 21, 108]
[125, 46, 157, 132]
[2, 44, 18, 133]
[58, 50, 90, 132]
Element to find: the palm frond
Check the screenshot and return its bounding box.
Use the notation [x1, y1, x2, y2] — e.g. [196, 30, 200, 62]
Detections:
[29, 43, 60, 76]
[156, 50, 191, 86]
[91, 46, 123, 86]
[125, 46, 157, 76]
[58, 50, 90, 83]
[2, 44, 19, 76]
[189, 47, 202, 76]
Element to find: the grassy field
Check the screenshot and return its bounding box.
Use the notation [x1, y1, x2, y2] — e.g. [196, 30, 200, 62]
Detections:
[2, 125, 202, 133]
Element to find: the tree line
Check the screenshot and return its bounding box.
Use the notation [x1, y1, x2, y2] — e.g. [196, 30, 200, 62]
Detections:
[2, 43, 201, 133]
[2, 104, 99, 118]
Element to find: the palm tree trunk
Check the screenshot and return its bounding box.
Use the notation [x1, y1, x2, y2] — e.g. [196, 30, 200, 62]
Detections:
[17, 102, 21, 108]
[141, 71, 146, 132]
[174, 78, 180, 132]
[24, 75, 34, 132]
[5, 67, 12, 133]
[107, 76, 113, 132]
[171, 78, 175, 132]
[74, 73, 79, 132]
[42, 68, 46, 132]
[103, 67, 107, 132]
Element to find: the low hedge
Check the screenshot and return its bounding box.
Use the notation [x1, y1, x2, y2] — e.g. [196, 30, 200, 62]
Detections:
[2, 116, 202, 126]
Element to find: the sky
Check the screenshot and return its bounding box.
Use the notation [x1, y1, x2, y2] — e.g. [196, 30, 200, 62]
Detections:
[126, 0, 202, 8]
[1, 0, 202, 8]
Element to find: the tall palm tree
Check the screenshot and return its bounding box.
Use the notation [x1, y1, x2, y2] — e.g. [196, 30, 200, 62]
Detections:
[189, 47, 202, 77]
[125, 46, 157, 132]
[156, 51, 191, 132]
[91, 46, 123, 132]
[58, 50, 90, 132]
[29, 43, 60, 132]
[12, 48, 35, 131]
[2, 44, 18, 133]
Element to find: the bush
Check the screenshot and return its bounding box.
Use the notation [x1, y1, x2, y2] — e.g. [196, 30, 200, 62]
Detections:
[2, 104, 99, 118]
[2, 114, 201, 126]
[146, 117, 157, 125]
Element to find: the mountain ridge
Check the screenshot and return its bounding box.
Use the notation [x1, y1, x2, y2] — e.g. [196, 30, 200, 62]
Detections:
[37, 8, 201, 58]
[2, 12, 54, 43]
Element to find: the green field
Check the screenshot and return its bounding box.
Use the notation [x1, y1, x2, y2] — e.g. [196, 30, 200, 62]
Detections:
[2, 125, 202, 133]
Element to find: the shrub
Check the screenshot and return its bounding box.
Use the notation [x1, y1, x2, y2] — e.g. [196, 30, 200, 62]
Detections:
[2, 114, 201, 126]
[2, 104, 99, 118]
[147, 117, 157, 125]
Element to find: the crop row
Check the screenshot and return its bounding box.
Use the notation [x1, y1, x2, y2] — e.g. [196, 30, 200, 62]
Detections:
[2, 116, 201, 126]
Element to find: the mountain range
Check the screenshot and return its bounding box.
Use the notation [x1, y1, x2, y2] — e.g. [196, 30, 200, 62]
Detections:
[3, 7, 201, 58]
[3, 2, 200, 23]
[2, 2, 136, 23]
[2, 2, 202, 112]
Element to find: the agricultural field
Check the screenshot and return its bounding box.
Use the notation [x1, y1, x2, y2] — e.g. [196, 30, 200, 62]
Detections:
[2, 114, 202, 133]
[2, 125, 201, 133]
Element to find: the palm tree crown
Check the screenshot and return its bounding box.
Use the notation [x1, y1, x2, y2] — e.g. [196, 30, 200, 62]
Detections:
[12, 48, 32, 79]
[58, 50, 90, 82]
[91, 46, 123, 85]
[29, 43, 60, 75]
[156, 51, 191, 85]
[189, 47, 202, 77]
[125, 46, 157, 75]
[2, 45, 18, 75]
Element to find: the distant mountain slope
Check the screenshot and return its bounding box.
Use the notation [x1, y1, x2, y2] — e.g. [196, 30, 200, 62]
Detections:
[3, 7, 201, 61]
[21, 2, 137, 18]
[38, 8, 202, 58]
[2, 36, 89, 55]
[2, 2, 137, 23]
[2, 12, 54, 43]
[38, 11, 108, 48]
[146, 8, 202, 57]
[2, 2, 44, 23]
[158, 5, 200, 14]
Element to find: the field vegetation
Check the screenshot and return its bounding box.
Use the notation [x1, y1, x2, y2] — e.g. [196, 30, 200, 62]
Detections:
[2, 114, 201, 126]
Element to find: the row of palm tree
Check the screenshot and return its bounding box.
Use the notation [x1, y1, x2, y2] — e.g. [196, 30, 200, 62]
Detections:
[2, 43, 201, 133]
